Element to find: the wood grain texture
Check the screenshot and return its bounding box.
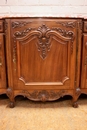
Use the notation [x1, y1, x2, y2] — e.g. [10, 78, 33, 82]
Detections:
[81, 34, 87, 89]
[5, 18, 82, 107]
[0, 33, 6, 89]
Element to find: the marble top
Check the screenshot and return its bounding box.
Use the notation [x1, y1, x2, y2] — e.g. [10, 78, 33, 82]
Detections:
[0, 14, 87, 19]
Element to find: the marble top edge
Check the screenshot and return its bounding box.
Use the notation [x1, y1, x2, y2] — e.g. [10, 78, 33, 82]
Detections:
[0, 14, 87, 19]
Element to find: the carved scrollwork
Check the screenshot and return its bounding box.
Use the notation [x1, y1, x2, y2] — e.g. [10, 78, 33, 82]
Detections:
[13, 23, 75, 60]
[52, 27, 74, 54]
[36, 24, 52, 59]
[13, 28, 32, 38]
[12, 21, 32, 28]
[52, 27, 75, 42]
[56, 22, 76, 28]
[18, 90, 68, 102]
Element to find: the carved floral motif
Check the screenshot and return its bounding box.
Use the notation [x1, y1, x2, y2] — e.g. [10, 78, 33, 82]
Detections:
[52, 27, 75, 43]
[12, 21, 32, 28]
[13, 28, 32, 37]
[13, 23, 75, 60]
[36, 24, 52, 59]
[56, 22, 76, 28]
[19, 90, 68, 101]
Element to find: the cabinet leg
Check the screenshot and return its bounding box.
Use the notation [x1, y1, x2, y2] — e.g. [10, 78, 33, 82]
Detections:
[72, 88, 81, 108]
[7, 88, 15, 108]
[72, 96, 79, 108]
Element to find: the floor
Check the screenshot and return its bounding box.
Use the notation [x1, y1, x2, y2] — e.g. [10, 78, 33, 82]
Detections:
[0, 95, 87, 130]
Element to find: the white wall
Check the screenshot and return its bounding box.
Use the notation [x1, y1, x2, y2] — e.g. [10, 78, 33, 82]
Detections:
[0, 0, 87, 17]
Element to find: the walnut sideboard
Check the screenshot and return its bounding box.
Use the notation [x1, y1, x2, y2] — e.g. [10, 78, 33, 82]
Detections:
[0, 17, 87, 108]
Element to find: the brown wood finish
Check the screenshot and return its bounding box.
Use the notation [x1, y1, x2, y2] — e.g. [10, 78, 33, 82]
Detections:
[81, 34, 87, 89]
[0, 20, 7, 95]
[80, 20, 87, 97]
[84, 21, 87, 32]
[0, 17, 86, 108]
[4, 18, 82, 108]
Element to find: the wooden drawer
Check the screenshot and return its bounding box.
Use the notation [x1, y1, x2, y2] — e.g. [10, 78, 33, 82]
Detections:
[84, 21, 87, 32]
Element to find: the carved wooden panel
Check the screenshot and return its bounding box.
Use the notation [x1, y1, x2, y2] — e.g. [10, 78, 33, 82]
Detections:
[6, 18, 78, 90]
[0, 34, 6, 89]
[16, 33, 70, 84]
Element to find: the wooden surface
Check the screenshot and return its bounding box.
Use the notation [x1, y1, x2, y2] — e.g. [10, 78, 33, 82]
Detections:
[0, 20, 7, 95]
[0, 17, 87, 107]
[0, 20, 6, 91]
[4, 18, 82, 107]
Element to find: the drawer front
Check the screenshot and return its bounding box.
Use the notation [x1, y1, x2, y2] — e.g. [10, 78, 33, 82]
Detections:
[84, 21, 87, 32]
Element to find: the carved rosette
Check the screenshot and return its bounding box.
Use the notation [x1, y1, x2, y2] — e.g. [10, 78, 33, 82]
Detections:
[17, 90, 68, 102]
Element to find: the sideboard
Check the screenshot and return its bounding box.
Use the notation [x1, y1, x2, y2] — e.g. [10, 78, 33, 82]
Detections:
[0, 17, 87, 108]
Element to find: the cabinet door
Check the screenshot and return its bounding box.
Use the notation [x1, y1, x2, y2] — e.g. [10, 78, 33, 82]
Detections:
[0, 34, 6, 89]
[81, 34, 87, 88]
[6, 18, 79, 90]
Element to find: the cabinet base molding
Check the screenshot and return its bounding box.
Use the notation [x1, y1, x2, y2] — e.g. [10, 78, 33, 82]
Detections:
[6, 88, 82, 108]
[14, 89, 73, 101]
